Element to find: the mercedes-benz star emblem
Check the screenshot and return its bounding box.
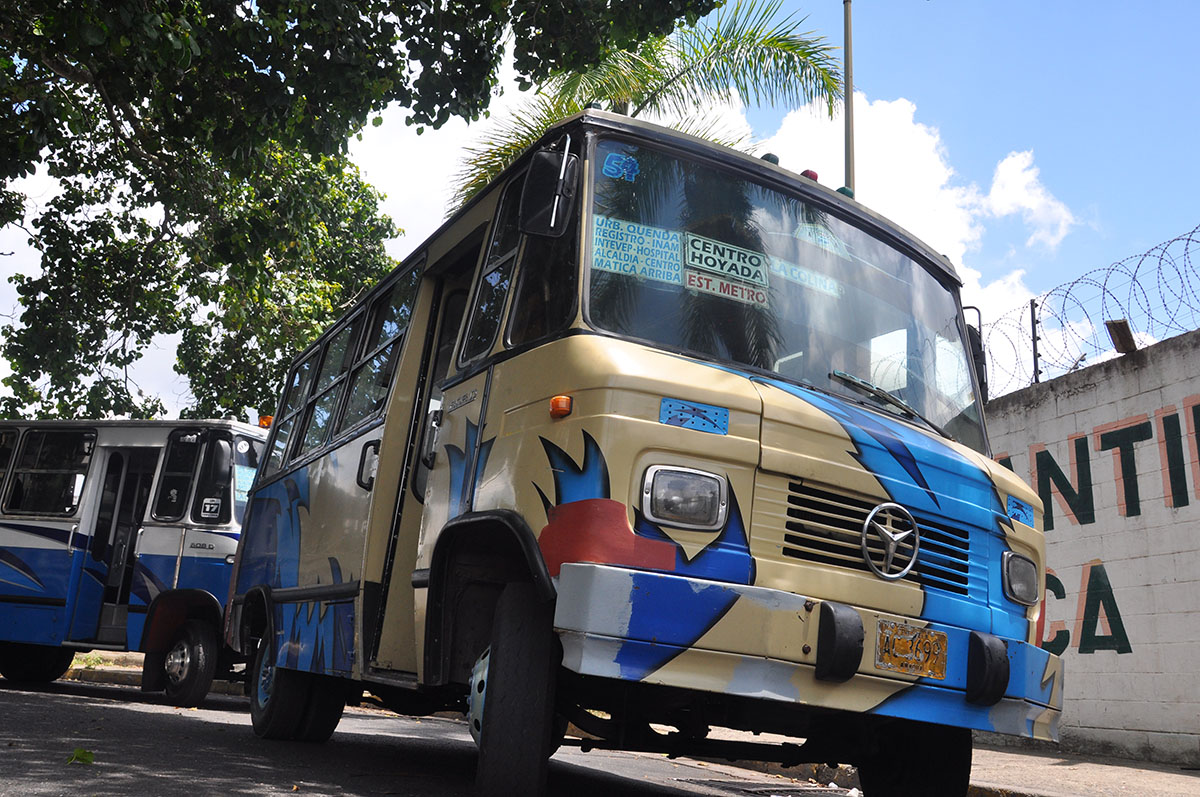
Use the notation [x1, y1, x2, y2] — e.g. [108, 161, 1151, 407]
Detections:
[861, 502, 919, 580]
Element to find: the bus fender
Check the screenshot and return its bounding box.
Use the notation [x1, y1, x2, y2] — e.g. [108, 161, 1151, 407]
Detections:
[422, 510, 555, 687]
[138, 589, 222, 692]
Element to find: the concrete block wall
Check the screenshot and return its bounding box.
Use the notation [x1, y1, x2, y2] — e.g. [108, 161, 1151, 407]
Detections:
[986, 328, 1200, 765]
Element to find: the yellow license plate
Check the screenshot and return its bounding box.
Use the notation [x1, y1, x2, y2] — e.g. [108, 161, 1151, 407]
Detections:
[875, 619, 948, 680]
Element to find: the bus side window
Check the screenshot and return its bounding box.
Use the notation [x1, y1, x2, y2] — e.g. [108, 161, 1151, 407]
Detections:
[192, 436, 233, 525]
[4, 429, 95, 515]
[460, 175, 525, 363]
[339, 267, 422, 433]
[297, 314, 364, 455]
[262, 350, 318, 477]
[152, 432, 201, 521]
[507, 231, 578, 347]
[0, 428, 16, 494]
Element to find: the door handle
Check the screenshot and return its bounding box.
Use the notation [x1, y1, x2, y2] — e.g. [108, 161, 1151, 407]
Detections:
[357, 439, 381, 491]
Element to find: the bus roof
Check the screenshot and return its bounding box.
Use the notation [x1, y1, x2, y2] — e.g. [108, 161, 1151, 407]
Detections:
[0, 418, 266, 437]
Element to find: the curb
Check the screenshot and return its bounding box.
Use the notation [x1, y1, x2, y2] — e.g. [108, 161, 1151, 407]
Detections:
[64, 665, 244, 696]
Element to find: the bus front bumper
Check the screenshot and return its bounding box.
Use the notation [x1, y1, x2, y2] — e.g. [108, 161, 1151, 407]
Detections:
[552, 562, 1063, 742]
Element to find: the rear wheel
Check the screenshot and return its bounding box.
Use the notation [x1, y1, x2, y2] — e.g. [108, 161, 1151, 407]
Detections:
[856, 720, 972, 797]
[249, 634, 306, 739]
[474, 582, 559, 797]
[0, 643, 76, 683]
[162, 620, 218, 707]
[248, 632, 348, 742]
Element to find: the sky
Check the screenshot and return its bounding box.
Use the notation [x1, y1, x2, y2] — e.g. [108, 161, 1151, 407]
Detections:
[3, 0, 1199, 415]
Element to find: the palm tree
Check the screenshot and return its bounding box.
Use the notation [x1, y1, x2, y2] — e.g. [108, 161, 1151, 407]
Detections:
[450, 0, 842, 206]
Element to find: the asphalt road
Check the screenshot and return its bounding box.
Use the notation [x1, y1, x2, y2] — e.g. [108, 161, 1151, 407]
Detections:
[0, 679, 850, 796]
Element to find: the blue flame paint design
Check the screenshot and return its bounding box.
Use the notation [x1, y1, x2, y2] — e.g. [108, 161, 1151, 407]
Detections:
[616, 493, 756, 680]
[535, 432, 611, 511]
[536, 430, 755, 681]
[445, 419, 494, 518]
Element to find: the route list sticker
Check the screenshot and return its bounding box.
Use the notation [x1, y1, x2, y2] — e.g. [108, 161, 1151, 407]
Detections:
[592, 215, 682, 284]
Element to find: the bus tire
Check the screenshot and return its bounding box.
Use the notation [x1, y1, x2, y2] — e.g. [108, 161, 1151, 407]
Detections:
[474, 582, 558, 797]
[0, 642, 76, 683]
[294, 674, 348, 743]
[162, 620, 218, 707]
[249, 634, 306, 740]
[856, 721, 972, 797]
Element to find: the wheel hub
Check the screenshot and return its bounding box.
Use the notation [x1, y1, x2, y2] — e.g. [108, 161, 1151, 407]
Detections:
[164, 641, 191, 686]
[467, 647, 490, 746]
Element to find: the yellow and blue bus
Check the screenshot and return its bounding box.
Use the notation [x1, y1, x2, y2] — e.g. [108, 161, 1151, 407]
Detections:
[0, 419, 265, 705]
[226, 110, 1061, 796]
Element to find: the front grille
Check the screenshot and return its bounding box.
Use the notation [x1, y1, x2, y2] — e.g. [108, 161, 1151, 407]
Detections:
[780, 481, 972, 595]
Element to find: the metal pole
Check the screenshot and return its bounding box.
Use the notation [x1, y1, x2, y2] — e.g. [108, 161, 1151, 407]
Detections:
[843, 0, 855, 193]
[1030, 299, 1041, 384]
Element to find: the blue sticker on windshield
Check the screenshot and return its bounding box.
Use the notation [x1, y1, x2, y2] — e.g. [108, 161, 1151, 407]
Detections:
[660, 399, 729, 435]
[602, 152, 641, 182]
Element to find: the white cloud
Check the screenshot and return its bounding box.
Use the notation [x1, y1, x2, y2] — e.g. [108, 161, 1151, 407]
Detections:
[983, 150, 1076, 248]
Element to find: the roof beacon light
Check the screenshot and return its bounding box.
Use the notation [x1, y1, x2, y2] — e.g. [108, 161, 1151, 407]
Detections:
[800, 169, 818, 182]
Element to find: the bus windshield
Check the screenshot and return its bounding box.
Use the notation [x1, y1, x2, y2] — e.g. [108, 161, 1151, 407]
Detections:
[586, 137, 985, 452]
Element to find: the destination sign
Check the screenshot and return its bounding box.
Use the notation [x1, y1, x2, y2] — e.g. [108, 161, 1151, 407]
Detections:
[683, 234, 769, 286]
[592, 215, 682, 285]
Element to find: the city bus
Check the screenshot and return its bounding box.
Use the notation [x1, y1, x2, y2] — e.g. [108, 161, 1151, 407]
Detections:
[225, 109, 1062, 796]
[0, 419, 265, 706]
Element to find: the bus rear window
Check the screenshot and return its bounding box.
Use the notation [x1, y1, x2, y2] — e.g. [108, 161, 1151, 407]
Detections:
[4, 429, 95, 515]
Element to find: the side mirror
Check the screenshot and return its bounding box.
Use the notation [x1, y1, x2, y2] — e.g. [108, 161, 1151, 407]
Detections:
[519, 149, 579, 238]
[207, 438, 233, 489]
[966, 323, 988, 404]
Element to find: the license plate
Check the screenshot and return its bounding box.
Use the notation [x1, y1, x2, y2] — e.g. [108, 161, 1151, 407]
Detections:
[875, 619, 948, 680]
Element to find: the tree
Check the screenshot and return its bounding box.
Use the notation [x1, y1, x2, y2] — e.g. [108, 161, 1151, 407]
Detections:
[1, 146, 396, 419]
[1, 0, 722, 419]
[452, 0, 842, 205]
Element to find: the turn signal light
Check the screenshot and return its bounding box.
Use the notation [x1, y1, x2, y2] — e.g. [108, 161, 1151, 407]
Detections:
[258, 415, 274, 428]
[549, 395, 573, 418]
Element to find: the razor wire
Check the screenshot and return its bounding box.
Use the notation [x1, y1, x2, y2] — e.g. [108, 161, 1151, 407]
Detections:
[981, 223, 1200, 398]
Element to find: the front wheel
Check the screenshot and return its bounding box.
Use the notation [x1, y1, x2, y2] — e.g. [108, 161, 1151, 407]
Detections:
[856, 720, 972, 797]
[162, 620, 218, 707]
[474, 582, 559, 797]
[0, 642, 76, 683]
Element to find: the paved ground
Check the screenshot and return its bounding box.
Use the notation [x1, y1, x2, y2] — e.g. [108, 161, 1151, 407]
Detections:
[62, 654, 1200, 797]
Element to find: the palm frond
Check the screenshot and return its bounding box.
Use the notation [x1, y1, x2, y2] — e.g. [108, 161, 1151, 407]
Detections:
[634, 0, 842, 119]
[449, 93, 584, 209]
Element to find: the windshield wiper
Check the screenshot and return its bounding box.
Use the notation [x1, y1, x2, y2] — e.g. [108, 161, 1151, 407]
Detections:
[829, 370, 951, 440]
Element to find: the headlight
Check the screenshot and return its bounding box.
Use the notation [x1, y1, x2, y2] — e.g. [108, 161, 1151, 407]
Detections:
[1002, 551, 1040, 606]
[641, 466, 728, 531]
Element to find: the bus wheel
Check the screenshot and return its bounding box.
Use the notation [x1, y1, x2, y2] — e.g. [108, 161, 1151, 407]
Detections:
[856, 721, 972, 796]
[294, 673, 348, 743]
[474, 582, 558, 797]
[163, 620, 218, 707]
[249, 634, 306, 740]
[0, 643, 76, 683]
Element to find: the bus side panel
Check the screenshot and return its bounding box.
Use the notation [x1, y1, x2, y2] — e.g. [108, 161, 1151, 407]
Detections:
[236, 452, 366, 677]
[65, 547, 106, 641]
[274, 597, 356, 676]
[0, 520, 78, 645]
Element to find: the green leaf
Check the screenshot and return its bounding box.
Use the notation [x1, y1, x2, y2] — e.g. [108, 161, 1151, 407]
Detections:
[67, 748, 95, 765]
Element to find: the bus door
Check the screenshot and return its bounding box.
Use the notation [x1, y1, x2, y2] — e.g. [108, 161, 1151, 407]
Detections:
[371, 184, 524, 675]
[80, 446, 158, 644]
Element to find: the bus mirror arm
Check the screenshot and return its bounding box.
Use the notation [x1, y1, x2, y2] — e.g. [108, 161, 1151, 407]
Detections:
[519, 147, 579, 238]
[421, 409, 443, 470]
